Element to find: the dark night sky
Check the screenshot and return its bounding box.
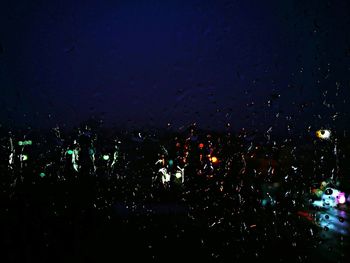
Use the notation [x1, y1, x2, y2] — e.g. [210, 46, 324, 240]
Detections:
[0, 0, 349, 133]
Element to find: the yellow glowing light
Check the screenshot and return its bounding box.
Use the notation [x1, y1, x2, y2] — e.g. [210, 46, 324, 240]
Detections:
[320, 181, 328, 189]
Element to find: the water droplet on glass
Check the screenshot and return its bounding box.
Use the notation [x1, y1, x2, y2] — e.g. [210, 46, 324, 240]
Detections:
[325, 189, 333, 195]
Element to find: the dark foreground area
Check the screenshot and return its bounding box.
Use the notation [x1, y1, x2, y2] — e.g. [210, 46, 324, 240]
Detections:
[0, 127, 349, 262]
[1, 183, 348, 263]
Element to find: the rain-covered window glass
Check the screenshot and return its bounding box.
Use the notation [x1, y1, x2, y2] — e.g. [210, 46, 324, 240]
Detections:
[0, 0, 349, 262]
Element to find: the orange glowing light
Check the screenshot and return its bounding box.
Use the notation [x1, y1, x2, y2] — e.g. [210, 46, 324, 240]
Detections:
[211, 156, 218, 163]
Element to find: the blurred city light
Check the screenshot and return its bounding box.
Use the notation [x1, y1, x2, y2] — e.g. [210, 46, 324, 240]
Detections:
[211, 156, 218, 163]
[18, 140, 32, 146]
[316, 129, 331, 140]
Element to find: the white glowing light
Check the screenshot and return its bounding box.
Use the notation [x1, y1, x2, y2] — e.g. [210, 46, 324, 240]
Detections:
[72, 149, 80, 172]
[176, 166, 185, 183]
[175, 172, 182, 179]
[316, 129, 331, 140]
[159, 168, 171, 184]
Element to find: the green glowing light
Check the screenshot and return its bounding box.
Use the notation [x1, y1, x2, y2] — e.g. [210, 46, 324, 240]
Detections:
[315, 189, 323, 198]
[18, 140, 32, 146]
[21, 154, 28, 161]
[67, 150, 73, 155]
[168, 160, 174, 166]
[103, 155, 110, 160]
[39, 172, 46, 178]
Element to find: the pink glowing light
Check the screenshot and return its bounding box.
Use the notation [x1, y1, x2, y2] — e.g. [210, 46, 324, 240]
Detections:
[337, 192, 346, 204]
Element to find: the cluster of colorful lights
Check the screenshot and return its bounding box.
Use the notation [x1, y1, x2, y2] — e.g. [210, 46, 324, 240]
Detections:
[312, 187, 347, 208]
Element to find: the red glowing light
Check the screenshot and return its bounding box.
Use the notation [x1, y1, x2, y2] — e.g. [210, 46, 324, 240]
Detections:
[199, 143, 204, 149]
[297, 211, 313, 221]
